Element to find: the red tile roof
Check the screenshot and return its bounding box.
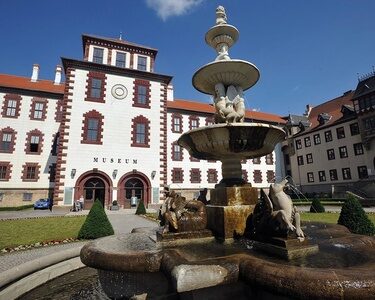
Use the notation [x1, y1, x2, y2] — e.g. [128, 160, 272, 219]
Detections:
[168, 99, 286, 124]
[0, 74, 64, 95]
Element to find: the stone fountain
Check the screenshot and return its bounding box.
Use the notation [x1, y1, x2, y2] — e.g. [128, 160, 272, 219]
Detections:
[80, 6, 375, 300]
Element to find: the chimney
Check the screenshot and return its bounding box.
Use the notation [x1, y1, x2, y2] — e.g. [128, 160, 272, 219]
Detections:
[304, 104, 313, 117]
[31, 64, 39, 82]
[54, 65, 62, 85]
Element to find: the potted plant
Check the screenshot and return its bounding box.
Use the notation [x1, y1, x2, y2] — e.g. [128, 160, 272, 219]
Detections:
[111, 200, 119, 211]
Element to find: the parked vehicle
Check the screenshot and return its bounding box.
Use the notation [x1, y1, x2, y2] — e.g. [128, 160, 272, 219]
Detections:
[33, 198, 52, 210]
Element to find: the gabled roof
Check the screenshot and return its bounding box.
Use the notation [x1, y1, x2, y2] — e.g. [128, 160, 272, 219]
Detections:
[294, 91, 354, 136]
[168, 99, 286, 124]
[82, 34, 158, 57]
[0, 74, 64, 95]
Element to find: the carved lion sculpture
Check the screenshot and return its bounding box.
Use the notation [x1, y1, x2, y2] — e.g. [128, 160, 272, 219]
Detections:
[159, 191, 207, 233]
[252, 179, 304, 240]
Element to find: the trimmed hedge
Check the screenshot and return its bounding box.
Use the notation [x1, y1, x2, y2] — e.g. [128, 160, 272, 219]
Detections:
[0, 204, 34, 211]
[78, 200, 114, 239]
[310, 198, 325, 213]
[135, 201, 146, 215]
[338, 195, 375, 236]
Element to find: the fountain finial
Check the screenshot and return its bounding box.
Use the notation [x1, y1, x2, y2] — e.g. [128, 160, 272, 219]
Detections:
[216, 5, 227, 25]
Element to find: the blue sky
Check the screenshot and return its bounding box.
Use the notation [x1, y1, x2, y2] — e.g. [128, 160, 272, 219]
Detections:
[0, 0, 374, 116]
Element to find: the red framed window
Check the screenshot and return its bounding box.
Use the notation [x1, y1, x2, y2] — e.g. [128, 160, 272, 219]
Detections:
[253, 170, 262, 183]
[172, 142, 183, 161]
[0, 127, 16, 153]
[85, 72, 106, 103]
[172, 168, 184, 183]
[205, 117, 214, 126]
[266, 170, 275, 183]
[189, 115, 200, 130]
[2, 94, 21, 118]
[29, 98, 47, 121]
[133, 79, 150, 108]
[242, 170, 248, 182]
[172, 113, 183, 133]
[22, 163, 40, 182]
[253, 157, 261, 164]
[207, 169, 218, 183]
[265, 153, 273, 165]
[131, 115, 150, 147]
[190, 168, 201, 183]
[0, 162, 12, 181]
[81, 110, 104, 144]
[25, 129, 44, 155]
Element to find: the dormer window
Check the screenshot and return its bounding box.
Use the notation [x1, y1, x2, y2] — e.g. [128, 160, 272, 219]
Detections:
[137, 56, 147, 71]
[115, 52, 126, 68]
[317, 113, 331, 125]
[93, 47, 104, 64]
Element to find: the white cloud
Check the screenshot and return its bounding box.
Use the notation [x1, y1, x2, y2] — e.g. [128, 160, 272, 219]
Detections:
[146, 0, 204, 21]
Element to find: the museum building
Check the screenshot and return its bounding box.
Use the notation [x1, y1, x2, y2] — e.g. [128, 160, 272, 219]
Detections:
[0, 35, 285, 209]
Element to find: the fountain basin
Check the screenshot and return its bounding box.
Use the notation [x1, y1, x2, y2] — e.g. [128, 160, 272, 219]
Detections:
[177, 123, 285, 160]
[192, 59, 260, 95]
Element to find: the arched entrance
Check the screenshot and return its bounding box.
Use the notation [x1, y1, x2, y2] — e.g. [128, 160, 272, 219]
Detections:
[118, 171, 151, 208]
[74, 170, 113, 210]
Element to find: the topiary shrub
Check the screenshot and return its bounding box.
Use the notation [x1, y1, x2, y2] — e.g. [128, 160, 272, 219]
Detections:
[78, 199, 114, 239]
[135, 200, 146, 215]
[310, 198, 325, 213]
[338, 195, 375, 236]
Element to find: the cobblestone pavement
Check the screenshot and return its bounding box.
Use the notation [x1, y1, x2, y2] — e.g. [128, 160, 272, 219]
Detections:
[0, 210, 158, 273]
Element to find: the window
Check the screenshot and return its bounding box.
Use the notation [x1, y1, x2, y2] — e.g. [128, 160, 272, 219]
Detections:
[342, 168, 351, 180]
[189, 116, 199, 130]
[81, 111, 104, 144]
[307, 172, 314, 183]
[266, 170, 275, 183]
[313, 134, 321, 145]
[131, 116, 150, 147]
[2, 94, 21, 118]
[339, 146, 348, 158]
[23, 193, 33, 201]
[329, 169, 338, 181]
[336, 127, 345, 139]
[327, 149, 335, 160]
[265, 153, 273, 165]
[190, 168, 201, 183]
[30, 98, 47, 121]
[253, 170, 262, 183]
[304, 137, 311, 147]
[350, 123, 360, 136]
[137, 56, 147, 71]
[297, 155, 304, 165]
[353, 143, 364, 156]
[205, 117, 214, 126]
[242, 170, 248, 182]
[25, 130, 43, 155]
[55, 99, 63, 122]
[0, 162, 11, 181]
[22, 163, 40, 182]
[172, 168, 183, 183]
[115, 52, 126, 68]
[306, 153, 313, 164]
[172, 114, 183, 133]
[253, 157, 261, 164]
[93, 47, 104, 64]
[133, 80, 150, 108]
[207, 169, 218, 183]
[318, 170, 326, 182]
[325, 130, 332, 142]
[85, 72, 106, 103]
[358, 166, 368, 179]
[295, 139, 302, 149]
[172, 142, 183, 161]
[0, 128, 16, 153]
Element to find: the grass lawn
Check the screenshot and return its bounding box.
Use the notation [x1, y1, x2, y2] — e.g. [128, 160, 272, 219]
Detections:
[301, 212, 375, 225]
[0, 216, 86, 249]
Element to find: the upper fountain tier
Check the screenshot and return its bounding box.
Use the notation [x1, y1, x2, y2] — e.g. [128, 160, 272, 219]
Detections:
[192, 5, 260, 95]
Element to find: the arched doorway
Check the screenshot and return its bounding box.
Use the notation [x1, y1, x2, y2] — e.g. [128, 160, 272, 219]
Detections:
[74, 170, 113, 210]
[118, 171, 151, 208]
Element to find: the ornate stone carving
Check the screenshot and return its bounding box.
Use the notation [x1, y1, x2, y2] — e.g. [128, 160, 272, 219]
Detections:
[215, 6, 227, 25]
[252, 179, 304, 239]
[159, 190, 207, 233]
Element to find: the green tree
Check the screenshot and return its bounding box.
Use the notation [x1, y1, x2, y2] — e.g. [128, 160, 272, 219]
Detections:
[78, 199, 114, 239]
[135, 200, 146, 215]
[310, 198, 325, 213]
[338, 195, 375, 236]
